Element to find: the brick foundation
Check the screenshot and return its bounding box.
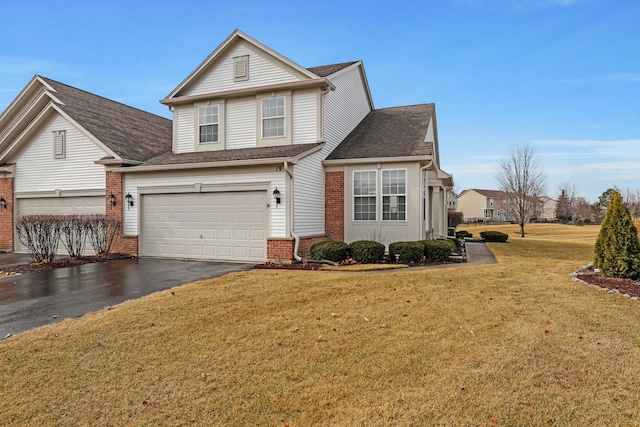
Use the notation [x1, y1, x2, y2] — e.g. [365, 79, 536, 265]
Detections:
[106, 171, 138, 255]
[267, 238, 295, 262]
[0, 177, 14, 252]
[325, 171, 344, 242]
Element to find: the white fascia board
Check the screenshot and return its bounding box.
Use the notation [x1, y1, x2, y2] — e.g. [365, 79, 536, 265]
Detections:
[322, 155, 433, 167]
[112, 156, 299, 173]
[161, 78, 333, 107]
[163, 30, 320, 101]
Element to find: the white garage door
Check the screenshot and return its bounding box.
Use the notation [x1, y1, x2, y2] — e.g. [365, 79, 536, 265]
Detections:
[141, 191, 267, 262]
[15, 196, 106, 253]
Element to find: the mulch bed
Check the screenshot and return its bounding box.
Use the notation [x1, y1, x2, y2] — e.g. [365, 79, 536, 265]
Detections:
[575, 263, 640, 298]
[0, 254, 134, 275]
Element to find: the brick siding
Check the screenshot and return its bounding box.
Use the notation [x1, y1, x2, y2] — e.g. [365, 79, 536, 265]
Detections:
[0, 177, 14, 251]
[106, 171, 138, 255]
[325, 171, 344, 242]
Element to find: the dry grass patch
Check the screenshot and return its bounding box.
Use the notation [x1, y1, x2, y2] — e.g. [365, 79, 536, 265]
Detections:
[2, 224, 640, 425]
[321, 263, 408, 272]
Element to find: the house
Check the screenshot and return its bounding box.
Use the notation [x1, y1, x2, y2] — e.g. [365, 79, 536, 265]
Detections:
[0, 30, 453, 262]
[457, 189, 509, 223]
[533, 195, 557, 222]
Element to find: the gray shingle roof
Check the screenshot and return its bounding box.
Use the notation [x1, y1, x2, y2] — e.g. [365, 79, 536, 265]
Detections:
[40, 77, 172, 163]
[306, 62, 358, 77]
[140, 143, 323, 166]
[326, 104, 435, 161]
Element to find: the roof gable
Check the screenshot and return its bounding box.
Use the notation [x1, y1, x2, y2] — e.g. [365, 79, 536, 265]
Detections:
[39, 77, 172, 163]
[164, 30, 322, 100]
[0, 76, 172, 165]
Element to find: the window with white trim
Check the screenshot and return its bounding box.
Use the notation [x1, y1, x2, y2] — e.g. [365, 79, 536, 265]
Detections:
[353, 171, 377, 221]
[198, 105, 219, 143]
[382, 169, 406, 220]
[53, 130, 66, 159]
[261, 97, 285, 138]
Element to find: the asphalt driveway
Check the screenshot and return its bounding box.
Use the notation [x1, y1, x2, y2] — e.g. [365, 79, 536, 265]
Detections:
[0, 256, 253, 337]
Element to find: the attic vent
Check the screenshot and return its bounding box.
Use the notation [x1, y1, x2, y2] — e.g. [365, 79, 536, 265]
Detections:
[53, 130, 66, 159]
[233, 55, 249, 81]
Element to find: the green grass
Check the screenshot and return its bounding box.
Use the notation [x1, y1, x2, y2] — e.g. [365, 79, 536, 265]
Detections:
[2, 224, 640, 426]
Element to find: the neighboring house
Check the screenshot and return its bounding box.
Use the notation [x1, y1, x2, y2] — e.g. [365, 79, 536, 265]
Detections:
[0, 30, 453, 262]
[447, 190, 458, 211]
[457, 189, 509, 223]
[533, 195, 557, 222]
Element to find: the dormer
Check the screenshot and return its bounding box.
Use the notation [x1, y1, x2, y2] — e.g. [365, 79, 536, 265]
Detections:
[162, 30, 334, 154]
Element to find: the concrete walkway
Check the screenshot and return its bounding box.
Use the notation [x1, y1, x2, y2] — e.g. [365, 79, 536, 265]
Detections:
[464, 241, 498, 265]
[423, 240, 497, 270]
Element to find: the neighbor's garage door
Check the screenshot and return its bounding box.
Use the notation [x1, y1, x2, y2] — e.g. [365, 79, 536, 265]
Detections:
[141, 191, 267, 262]
[15, 196, 105, 253]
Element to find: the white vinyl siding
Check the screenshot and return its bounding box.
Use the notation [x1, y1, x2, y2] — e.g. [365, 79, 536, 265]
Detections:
[292, 89, 318, 145]
[175, 106, 195, 153]
[226, 97, 257, 149]
[292, 150, 325, 236]
[322, 64, 371, 157]
[183, 42, 302, 96]
[122, 169, 285, 237]
[14, 115, 106, 192]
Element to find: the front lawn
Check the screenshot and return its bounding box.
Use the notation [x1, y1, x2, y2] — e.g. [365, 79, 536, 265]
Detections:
[2, 224, 640, 425]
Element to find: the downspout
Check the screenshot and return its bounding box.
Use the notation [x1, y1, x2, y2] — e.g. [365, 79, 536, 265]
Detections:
[284, 161, 302, 262]
[420, 161, 433, 239]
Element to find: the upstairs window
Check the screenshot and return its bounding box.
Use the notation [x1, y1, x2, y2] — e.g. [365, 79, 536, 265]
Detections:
[53, 130, 66, 159]
[382, 169, 406, 220]
[198, 105, 219, 143]
[353, 171, 377, 221]
[261, 97, 285, 138]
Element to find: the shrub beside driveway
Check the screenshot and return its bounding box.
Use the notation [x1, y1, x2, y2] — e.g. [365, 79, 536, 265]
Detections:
[2, 224, 640, 426]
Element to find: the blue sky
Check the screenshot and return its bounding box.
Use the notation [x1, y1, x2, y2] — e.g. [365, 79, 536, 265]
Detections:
[1, 0, 638, 202]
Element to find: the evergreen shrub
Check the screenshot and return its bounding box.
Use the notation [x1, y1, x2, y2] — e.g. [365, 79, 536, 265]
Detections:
[480, 231, 509, 243]
[388, 241, 424, 263]
[348, 240, 385, 264]
[422, 240, 454, 262]
[309, 240, 349, 262]
[594, 191, 640, 279]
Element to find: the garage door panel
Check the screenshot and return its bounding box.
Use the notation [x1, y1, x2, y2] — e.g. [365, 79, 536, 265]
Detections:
[141, 191, 266, 262]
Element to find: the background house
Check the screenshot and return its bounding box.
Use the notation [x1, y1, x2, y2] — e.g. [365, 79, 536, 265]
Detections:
[0, 30, 453, 262]
[457, 189, 509, 223]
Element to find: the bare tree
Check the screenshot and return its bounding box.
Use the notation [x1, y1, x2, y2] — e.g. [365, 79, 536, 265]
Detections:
[495, 143, 546, 237]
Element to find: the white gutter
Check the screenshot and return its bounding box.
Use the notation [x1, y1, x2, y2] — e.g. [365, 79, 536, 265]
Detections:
[421, 161, 433, 239]
[284, 161, 302, 262]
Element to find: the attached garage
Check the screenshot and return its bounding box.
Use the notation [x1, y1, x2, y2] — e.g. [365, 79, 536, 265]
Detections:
[14, 196, 106, 253]
[140, 191, 267, 262]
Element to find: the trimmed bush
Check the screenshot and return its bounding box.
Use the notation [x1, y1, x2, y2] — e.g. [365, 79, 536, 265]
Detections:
[388, 241, 424, 263]
[348, 240, 385, 264]
[15, 215, 63, 262]
[422, 240, 454, 262]
[594, 191, 640, 279]
[456, 230, 473, 239]
[480, 231, 509, 243]
[310, 240, 349, 262]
